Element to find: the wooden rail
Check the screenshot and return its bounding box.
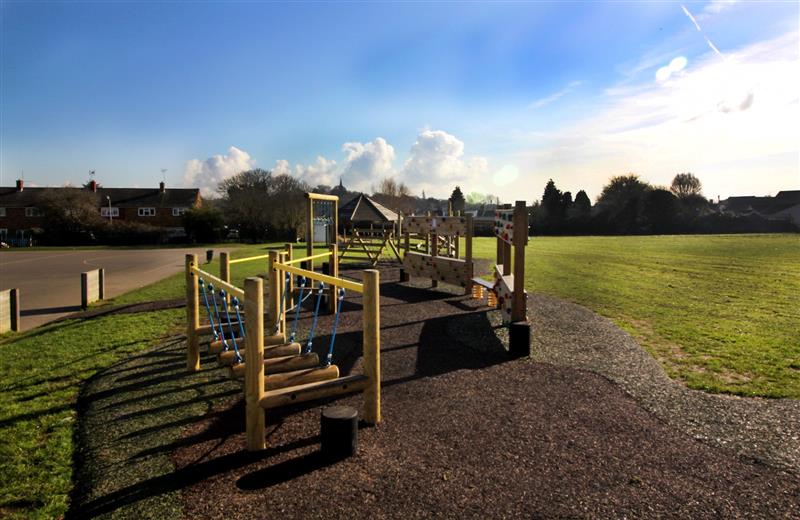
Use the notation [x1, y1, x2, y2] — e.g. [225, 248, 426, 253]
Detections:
[273, 261, 363, 293]
[189, 266, 245, 299]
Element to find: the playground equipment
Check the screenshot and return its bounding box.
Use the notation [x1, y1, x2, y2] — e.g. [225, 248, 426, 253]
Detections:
[185, 248, 381, 451]
[471, 200, 531, 356]
[400, 213, 474, 292]
[338, 194, 402, 265]
[305, 192, 338, 273]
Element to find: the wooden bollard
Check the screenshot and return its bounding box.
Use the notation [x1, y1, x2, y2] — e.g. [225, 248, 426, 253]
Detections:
[321, 406, 358, 461]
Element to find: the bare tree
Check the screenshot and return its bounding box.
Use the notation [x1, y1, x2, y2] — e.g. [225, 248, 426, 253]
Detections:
[670, 173, 703, 199]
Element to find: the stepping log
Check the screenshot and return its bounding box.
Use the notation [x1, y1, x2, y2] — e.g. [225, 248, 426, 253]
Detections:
[217, 342, 301, 365]
[321, 406, 358, 461]
[265, 365, 339, 390]
[229, 352, 320, 378]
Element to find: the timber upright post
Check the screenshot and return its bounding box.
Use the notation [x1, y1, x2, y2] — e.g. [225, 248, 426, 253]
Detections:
[220, 252, 230, 303]
[328, 243, 339, 314]
[465, 214, 474, 295]
[509, 200, 531, 357]
[10, 288, 20, 332]
[362, 269, 381, 424]
[285, 244, 294, 308]
[185, 254, 201, 371]
[245, 276, 266, 451]
[268, 251, 281, 338]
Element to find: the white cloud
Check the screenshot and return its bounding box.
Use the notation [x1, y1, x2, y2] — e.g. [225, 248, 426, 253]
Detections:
[184, 146, 255, 197]
[527, 80, 583, 110]
[656, 56, 688, 82]
[341, 137, 396, 190]
[514, 31, 800, 200]
[400, 129, 490, 196]
[701, 0, 739, 16]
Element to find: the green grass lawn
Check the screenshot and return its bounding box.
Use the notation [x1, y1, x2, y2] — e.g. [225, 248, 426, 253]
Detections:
[471, 234, 800, 399]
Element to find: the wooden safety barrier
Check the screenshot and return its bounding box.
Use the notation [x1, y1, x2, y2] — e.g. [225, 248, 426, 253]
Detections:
[401, 213, 474, 293]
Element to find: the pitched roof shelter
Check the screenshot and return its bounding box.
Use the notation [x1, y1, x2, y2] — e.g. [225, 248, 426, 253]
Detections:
[339, 193, 398, 227]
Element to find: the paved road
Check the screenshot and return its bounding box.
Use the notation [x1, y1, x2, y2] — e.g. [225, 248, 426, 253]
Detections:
[0, 248, 210, 331]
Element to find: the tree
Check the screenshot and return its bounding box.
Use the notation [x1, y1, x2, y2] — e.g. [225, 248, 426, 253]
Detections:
[540, 179, 564, 234]
[449, 186, 466, 214]
[182, 206, 225, 243]
[595, 174, 651, 234]
[670, 173, 702, 199]
[573, 190, 591, 214]
[220, 169, 309, 241]
[640, 189, 679, 234]
[38, 188, 104, 244]
[566, 190, 592, 233]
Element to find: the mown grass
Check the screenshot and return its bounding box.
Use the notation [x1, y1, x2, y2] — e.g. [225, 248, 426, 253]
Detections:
[472, 234, 800, 398]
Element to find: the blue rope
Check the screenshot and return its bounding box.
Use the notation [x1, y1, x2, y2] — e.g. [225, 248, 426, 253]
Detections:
[208, 284, 229, 351]
[324, 288, 346, 367]
[289, 276, 307, 342]
[198, 278, 218, 341]
[221, 291, 243, 364]
[304, 282, 325, 354]
[233, 297, 246, 344]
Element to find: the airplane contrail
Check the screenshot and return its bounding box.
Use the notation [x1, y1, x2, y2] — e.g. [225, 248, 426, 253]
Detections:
[681, 4, 702, 31]
[681, 4, 725, 58]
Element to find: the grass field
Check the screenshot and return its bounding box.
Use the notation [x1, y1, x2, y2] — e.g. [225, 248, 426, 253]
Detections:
[471, 234, 800, 399]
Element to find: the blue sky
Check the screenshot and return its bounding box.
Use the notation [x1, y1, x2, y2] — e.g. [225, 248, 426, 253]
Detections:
[2, 1, 798, 200]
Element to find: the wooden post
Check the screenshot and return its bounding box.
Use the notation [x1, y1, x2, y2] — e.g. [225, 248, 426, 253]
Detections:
[80, 272, 88, 309]
[334, 197, 339, 247]
[465, 214, 474, 295]
[512, 200, 528, 322]
[245, 276, 266, 451]
[268, 250, 280, 338]
[362, 269, 381, 424]
[502, 241, 512, 277]
[10, 288, 20, 332]
[496, 235, 503, 268]
[278, 251, 287, 336]
[431, 217, 438, 288]
[328, 243, 339, 314]
[185, 254, 200, 371]
[98, 268, 105, 300]
[284, 244, 294, 308]
[307, 196, 314, 271]
[220, 252, 230, 303]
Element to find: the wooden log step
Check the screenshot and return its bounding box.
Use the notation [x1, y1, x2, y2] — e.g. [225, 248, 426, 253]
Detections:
[198, 322, 244, 336]
[229, 352, 320, 378]
[259, 374, 370, 410]
[265, 365, 340, 390]
[209, 337, 243, 354]
[218, 342, 301, 365]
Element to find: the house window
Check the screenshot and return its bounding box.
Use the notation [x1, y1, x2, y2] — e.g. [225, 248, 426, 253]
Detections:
[0, 229, 7, 240]
[0, 208, 6, 217]
[138, 207, 156, 217]
[100, 207, 120, 217]
[25, 207, 43, 217]
[172, 207, 187, 217]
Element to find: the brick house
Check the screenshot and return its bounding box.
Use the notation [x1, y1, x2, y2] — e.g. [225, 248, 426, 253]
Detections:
[0, 179, 201, 245]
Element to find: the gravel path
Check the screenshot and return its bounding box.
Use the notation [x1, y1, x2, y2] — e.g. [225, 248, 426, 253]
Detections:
[524, 293, 800, 473]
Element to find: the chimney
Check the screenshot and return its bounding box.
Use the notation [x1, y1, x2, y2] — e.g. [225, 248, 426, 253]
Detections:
[16, 179, 24, 192]
[89, 180, 97, 192]
[159, 181, 165, 193]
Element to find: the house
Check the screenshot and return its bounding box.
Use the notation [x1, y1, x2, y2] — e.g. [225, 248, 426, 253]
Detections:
[0, 179, 201, 245]
[719, 190, 800, 226]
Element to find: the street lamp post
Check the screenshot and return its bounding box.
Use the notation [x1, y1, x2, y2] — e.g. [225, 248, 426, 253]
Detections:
[106, 196, 112, 223]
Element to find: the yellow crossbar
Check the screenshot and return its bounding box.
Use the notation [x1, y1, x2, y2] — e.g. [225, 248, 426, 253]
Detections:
[228, 253, 270, 265]
[306, 193, 339, 202]
[274, 262, 363, 293]
[283, 251, 331, 265]
[190, 266, 245, 299]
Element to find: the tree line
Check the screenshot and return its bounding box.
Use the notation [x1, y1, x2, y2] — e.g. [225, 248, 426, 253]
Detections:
[531, 173, 724, 235]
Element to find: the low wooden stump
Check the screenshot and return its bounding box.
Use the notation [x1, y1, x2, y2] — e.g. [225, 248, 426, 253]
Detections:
[321, 406, 358, 461]
[509, 321, 531, 358]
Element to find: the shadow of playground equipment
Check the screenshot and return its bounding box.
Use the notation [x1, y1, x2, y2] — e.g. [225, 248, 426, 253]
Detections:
[68, 278, 510, 518]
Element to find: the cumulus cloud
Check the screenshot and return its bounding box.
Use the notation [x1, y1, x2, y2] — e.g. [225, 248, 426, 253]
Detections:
[341, 137, 395, 190]
[400, 129, 490, 195]
[184, 146, 255, 196]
